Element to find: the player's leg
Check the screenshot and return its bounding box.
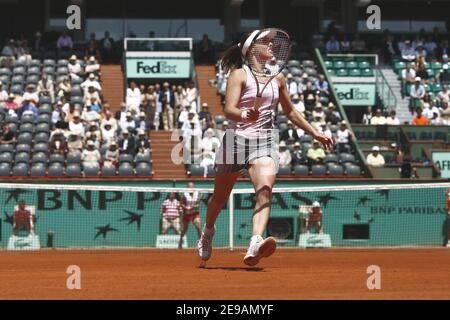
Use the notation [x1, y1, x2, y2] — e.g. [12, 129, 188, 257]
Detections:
[244, 156, 277, 266]
[192, 216, 202, 239]
[198, 172, 240, 261]
[178, 218, 189, 249]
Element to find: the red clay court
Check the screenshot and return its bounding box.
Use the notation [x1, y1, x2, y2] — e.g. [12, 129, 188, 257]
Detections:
[1, 248, 449, 300]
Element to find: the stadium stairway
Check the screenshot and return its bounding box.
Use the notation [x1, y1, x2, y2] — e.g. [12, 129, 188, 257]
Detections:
[379, 66, 411, 124]
[195, 65, 224, 117]
[101, 64, 125, 112]
[150, 130, 186, 179]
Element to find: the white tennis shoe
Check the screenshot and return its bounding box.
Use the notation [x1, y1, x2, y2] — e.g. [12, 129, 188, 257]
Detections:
[197, 226, 215, 261]
[243, 236, 277, 266]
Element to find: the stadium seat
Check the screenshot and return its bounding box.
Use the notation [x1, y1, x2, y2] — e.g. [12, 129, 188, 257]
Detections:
[71, 85, 83, 97]
[136, 162, 152, 176]
[49, 154, 65, 165]
[16, 144, 31, 153]
[10, 84, 23, 95]
[12, 163, 29, 176]
[135, 153, 151, 164]
[119, 154, 134, 164]
[420, 132, 432, 140]
[27, 67, 41, 75]
[358, 61, 370, 69]
[0, 68, 12, 76]
[207, 165, 215, 177]
[277, 166, 292, 176]
[0, 144, 14, 153]
[289, 67, 302, 76]
[311, 164, 326, 176]
[324, 60, 333, 68]
[119, 163, 134, 176]
[214, 115, 225, 125]
[70, 96, 83, 105]
[13, 67, 26, 76]
[29, 59, 41, 68]
[15, 152, 30, 164]
[189, 164, 204, 177]
[57, 59, 69, 67]
[38, 104, 52, 115]
[339, 153, 355, 164]
[345, 164, 361, 176]
[302, 60, 315, 68]
[84, 164, 100, 177]
[56, 67, 69, 75]
[293, 164, 309, 176]
[17, 132, 33, 144]
[31, 163, 46, 177]
[0, 152, 13, 164]
[35, 123, 50, 134]
[287, 60, 301, 68]
[48, 163, 64, 177]
[101, 165, 117, 177]
[31, 152, 48, 164]
[66, 164, 81, 177]
[37, 114, 51, 124]
[300, 134, 313, 144]
[34, 133, 49, 144]
[328, 164, 344, 176]
[43, 66, 55, 75]
[6, 115, 19, 124]
[333, 61, 345, 69]
[346, 61, 358, 69]
[301, 142, 311, 154]
[19, 123, 34, 133]
[336, 68, 348, 76]
[67, 151, 81, 164]
[349, 69, 361, 76]
[324, 154, 339, 164]
[39, 96, 52, 105]
[20, 114, 35, 124]
[33, 143, 49, 153]
[0, 163, 11, 176]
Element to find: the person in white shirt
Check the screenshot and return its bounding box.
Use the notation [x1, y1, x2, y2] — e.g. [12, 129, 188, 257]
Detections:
[201, 128, 220, 153]
[278, 141, 292, 167]
[319, 121, 332, 138]
[52, 101, 64, 124]
[126, 81, 141, 115]
[437, 84, 450, 102]
[199, 149, 216, 178]
[401, 63, 416, 98]
[37, 74, 55, 103]
[81, 104, 100, 123]
[409, 77, 426, 113]
[186, 81, 198, 111]
[422, 103, 440, 122]
[178, 105, 195, 128]
[336, 121, 352, 153]
[84, 56, 100, 74]
[68, 55, 82, 80]
[386, 110, 400, 125]
[22, 84, 39, 105]
[69, 113, 85, 137]
[362, 106, 373, 125]
[0, 81, 8, 105]
[81, 73, 102, 93]
[291, 94, 305, 115]
[120, 112, 136, 133]
[285, 73, 298, 96]
[401, 41, 416, 61]
[101, 122, 117, 147]
[366, 146, 385, 167]
[370, 109, 387, 125]
[81, 140, 101, 168]
[424, 35, 437, 55]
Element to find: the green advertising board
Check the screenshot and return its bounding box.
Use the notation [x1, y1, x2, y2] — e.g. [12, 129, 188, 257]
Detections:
[334, 83, 376, 106]
[126, 58, 191, 79]
[432, 152, 450, 178]
[0, 185, 447, 249]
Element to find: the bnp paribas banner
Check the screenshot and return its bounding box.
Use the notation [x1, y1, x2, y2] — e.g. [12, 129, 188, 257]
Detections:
[0, 186, 447, 248]
[126, 58, 191, 79]
[334, 83, 376, 106]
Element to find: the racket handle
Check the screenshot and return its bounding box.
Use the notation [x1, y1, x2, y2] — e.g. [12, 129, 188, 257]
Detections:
[254, 95, 262, 111]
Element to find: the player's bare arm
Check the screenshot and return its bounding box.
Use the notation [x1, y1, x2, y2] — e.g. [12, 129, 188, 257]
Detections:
[277, 74, 334, 150]
[223, 69, 250, 122]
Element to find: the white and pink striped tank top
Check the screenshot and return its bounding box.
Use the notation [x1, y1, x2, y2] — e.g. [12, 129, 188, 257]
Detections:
[228, 65, 279, 139]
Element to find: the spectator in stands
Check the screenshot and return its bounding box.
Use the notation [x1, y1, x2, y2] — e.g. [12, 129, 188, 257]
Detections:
[298, 73, 309, 93]
[414, 56, 428, 80]
[325, 35, 340, 53]
[85, 56, 101, 75]
[186, 81, 198, 111]
[279, 141, 292, 168]
[160, 192, 182, 235]
[0, 124, 15, 145]
[115, 102, 127, 123]
[0, 39, 16, 68]
[69, 112, 85, 137]
[85, 39, 101, 62]
[81, 140, 101, 168]
[411, 108, 429, 126]
[310, 116, 322, 132]
[160, 82, 175, 130]
[81, 73, 102, 94]
[37, 74, 55, 103]
[22, 84, 39, 105]
[325, 102, 341, 125]
[54, 110, 69, 131]
[31, 31, 44, 58]
[0, 82, 8, 106]
[281, 120, 299, 144]
[56, 31, 73, 56]
[199, 149, 215, 178]
[401, 63, 416, 98]
[336, 121, 352, 153]
[201, 128, 220, 153]
[182, 120, 202, 170]
[135, 129, 150, 155]
[198, 103, 214, 131]
[415, 45, 427, 59]
[67, 133, 83, 153]
[439, 99, 450, 125]
[291, 142, 304, 166]
[291, 94, 305, 115]
[436, 64, 450, 85]
[89, 97, 101, 113]
[126, 81, 141, 115]
[386, 110, 400, 125]
[100, 31, 115, 64]
[401, 40, 416, 61]
[82, 104, 101, 124]
[286, 74, 298, 97]
[197, 34, 214, 64]
[135, 112, 150, 131]
[83, 85, 101, 106]
[120, 112, 136, 134]
[370, 109, 387, 125]
[312, 103, 325, 120]
[320, 121, 332, 138]
[153, 83, 162, 129]
[101, 121, 117, 147]
[142, 85, 157, 129]
[118, 130, 135, 155]
[422, 102, 440, 123]
[381, 34, 397, 62]
[315, 74, 329, 97]
[409, 77, 426, 114]
[424, 35, 437, 58]
[351, 33, 367, 53]
[303, 84, 318, 117]
[340, 34, 351, 53]
[178, 105, 193, 129]
[173, 85, 185, 126]
[101, 109, 118, 131]
[103, 141, 119, 169]
[438, 84, 450, 102]
[366, 146, 385, 167]
[436, 40, 449, 59]
[57, 76, 72, 99]
[18, 97, 39, 122]
[68, 55, 82, 80]
[307, 140, 326, 165]
[4, 93, 18, 112]
[13, 200, 34, 236]
[65, 103, 77, 123]
[49, 130, 67, 156]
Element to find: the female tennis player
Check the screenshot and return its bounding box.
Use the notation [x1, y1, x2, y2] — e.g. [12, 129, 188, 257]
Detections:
[198, 28, 334, 266]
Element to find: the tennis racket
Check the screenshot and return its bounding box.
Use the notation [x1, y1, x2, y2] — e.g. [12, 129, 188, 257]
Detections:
[244, 28, 291, 111]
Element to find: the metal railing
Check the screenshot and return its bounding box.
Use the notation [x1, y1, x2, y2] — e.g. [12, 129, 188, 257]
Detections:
[375, 67, 397, 111]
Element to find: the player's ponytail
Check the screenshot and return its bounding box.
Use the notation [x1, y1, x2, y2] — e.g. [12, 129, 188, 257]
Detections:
[221, 32, 252, 73]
